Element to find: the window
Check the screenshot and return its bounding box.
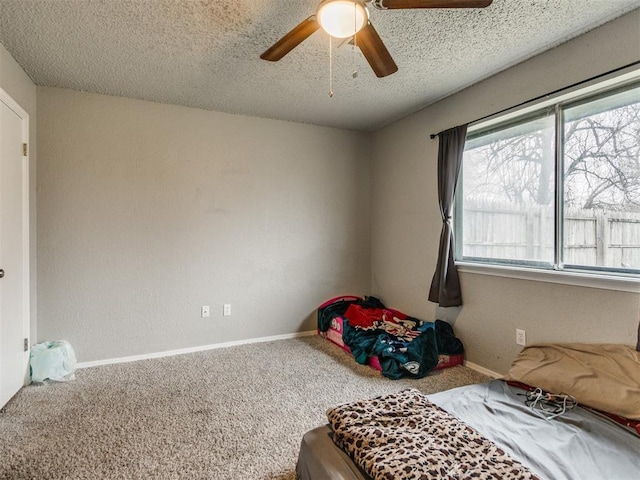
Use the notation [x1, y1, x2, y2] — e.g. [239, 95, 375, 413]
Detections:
[457, 80, 640, 278]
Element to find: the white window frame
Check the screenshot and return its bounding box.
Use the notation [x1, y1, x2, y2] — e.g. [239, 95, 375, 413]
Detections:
[455, 66, 640, 294]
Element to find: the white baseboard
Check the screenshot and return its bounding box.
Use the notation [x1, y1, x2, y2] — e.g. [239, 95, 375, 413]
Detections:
[464, 360, 502, 379]
[76, 330, 317, 369]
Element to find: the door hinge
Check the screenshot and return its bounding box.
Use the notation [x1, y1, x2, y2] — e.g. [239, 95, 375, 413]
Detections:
[24, 338, 29, 352]
[23, 143, 28, 156]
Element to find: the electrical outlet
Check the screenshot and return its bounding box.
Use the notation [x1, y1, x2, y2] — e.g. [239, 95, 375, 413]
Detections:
[516, 329, 526, 346]
[223, 304, 231, 316]
[201, 305, 210, 318]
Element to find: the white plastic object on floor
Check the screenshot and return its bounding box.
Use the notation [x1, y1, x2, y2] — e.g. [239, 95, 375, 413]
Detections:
[29, 341, 77, 384]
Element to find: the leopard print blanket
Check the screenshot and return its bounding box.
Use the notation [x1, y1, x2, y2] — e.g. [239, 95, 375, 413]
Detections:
[326, 389, 539, 480]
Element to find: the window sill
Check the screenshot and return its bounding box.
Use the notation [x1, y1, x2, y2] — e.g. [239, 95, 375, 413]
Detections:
[456, 262, 640, 293]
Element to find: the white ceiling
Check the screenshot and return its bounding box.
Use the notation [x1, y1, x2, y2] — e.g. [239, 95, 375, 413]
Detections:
[1, 0, 639, 131]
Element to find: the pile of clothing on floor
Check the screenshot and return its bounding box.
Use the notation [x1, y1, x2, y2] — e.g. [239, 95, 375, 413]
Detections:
[318, 296, 464, 379]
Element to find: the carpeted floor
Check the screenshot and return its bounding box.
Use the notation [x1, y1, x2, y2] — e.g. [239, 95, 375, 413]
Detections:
[0, 335, 489, 479]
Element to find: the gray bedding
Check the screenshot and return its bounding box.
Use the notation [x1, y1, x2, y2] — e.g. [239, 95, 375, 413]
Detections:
[296, 380, 640, 480]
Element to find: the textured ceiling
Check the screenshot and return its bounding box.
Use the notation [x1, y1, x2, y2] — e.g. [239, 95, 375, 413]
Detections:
[0, 0, 639, 131]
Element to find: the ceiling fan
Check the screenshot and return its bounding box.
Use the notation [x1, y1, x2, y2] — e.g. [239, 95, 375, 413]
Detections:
[260, 0, 493, 78]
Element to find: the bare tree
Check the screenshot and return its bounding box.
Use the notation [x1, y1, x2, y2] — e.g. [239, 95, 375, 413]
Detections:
[464, 100, 640, 212]
[564, 104, 640, 211]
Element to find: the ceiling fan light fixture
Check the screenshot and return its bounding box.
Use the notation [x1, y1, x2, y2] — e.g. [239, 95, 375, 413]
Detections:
[316, 0, 369, 39]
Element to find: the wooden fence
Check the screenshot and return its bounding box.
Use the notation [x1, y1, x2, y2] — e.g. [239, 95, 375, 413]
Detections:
[462, 198, 640, 269]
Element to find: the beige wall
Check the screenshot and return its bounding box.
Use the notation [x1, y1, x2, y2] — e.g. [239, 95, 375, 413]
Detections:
[0, 43, 37, 342]
[371, 10, 640, 374]
[15, 8, 640, 369]
[37, 88, 371, 362]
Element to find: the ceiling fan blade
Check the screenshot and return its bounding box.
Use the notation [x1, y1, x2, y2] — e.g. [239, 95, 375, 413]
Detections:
[355, 22, 398, 78]
[377, 0, 492, 8]
[260, 16, 320, 62]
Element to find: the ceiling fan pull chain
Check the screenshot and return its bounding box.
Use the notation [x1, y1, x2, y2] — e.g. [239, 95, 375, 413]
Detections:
[329, 35, 334, 97]
[352, 1, 358, 79]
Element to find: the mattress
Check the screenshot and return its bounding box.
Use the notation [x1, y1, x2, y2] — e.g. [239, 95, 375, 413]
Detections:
[296, 380, 640, 480]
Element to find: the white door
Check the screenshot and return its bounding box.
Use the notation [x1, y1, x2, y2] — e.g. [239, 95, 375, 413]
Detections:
[0, 88, 30, 409]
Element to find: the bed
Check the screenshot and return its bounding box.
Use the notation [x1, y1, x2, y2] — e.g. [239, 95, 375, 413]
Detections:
[296, 343, 640, 480]
[317, 296, 465, 379]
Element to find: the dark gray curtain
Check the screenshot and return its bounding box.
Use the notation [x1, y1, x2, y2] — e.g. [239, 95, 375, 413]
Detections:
[636, 310, 639, 351]
[428, 124, 468, 307]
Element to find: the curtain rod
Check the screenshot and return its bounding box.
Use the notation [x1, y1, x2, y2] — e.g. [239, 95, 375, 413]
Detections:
[429, 60, 640, 140]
